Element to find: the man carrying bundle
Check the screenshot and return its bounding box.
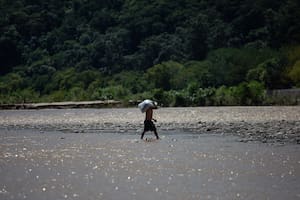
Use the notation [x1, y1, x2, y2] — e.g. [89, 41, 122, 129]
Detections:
[138, 100, 160, 140]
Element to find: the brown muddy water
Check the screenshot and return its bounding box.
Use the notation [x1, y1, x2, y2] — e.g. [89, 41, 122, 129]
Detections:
[0, 107, 300, 200]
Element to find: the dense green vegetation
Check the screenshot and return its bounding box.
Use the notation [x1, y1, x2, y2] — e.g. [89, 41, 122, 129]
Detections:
[1, 0, 300, 106]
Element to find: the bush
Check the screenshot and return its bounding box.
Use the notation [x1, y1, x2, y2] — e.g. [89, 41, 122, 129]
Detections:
[146, 61, 184, 90]
[68, 87, 88, 101]
[183, 61, 214, 88]
[246, 66, 266, 82]
[111, 71, 148, 94]
[191, 87, 216, 106]
[171, 91, 190, 107]
[46, 90, 68, 102]
[288, 60, 300, 87]
[100, 85, 130, 100]
[284, 45, 300, 65]
[152, 88, 172, 107]
[213, 86, 225, 105]
[256, 57, 289, 89]
[247, 81, 266, 105]
[0, 73, 24, 93]
[1, 89, 40, 104]
[207, 47, 280, 86]
[211, 81, 266, 106]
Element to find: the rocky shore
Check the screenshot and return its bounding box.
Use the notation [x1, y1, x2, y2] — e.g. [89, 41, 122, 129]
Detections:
[0, 106, 299, 144]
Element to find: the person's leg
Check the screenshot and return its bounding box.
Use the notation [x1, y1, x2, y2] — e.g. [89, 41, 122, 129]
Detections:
[141, 120, 147, 140]
[150, 121, 159, 140]
[154, 130, 159, 140]
[141, 131, 146, 139]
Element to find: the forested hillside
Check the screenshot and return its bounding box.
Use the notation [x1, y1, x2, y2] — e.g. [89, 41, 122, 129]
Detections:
[1, 0, 300, 105]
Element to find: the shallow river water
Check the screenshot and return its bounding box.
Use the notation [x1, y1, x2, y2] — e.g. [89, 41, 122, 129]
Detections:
[0, 108, 300, 200]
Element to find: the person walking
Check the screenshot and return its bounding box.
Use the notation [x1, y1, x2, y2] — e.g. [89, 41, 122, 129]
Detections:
[141, 106, 159, 140]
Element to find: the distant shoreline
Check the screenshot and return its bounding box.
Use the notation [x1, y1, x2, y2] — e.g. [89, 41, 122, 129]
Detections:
[1, 99, 300, 110]
[0, 100, 127, 110]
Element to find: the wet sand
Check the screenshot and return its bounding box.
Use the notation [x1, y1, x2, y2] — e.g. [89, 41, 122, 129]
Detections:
[1, 106, 300, 143]
[0, 107, 300, 199]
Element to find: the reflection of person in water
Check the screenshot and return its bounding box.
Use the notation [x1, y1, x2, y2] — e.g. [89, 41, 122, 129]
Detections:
[141, 107, 159, 140]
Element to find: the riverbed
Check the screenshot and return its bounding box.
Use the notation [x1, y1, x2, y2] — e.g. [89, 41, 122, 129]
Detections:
[0, 107, 300, 199]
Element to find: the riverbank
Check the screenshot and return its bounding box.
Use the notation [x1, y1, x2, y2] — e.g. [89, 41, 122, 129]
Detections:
[1, 88, 300, 110]
[0, 100, 123, 109]
[0, 107, 299, 144]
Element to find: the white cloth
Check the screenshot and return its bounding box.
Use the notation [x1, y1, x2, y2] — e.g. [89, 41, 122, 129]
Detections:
[138, 99, 157, 113]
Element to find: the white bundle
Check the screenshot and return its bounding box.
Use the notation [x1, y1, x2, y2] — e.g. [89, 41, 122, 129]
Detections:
[138, 99, 157, 113]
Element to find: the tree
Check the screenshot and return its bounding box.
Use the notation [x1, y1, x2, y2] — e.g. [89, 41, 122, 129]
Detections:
[257, 58, 290, 89]
[288, 60, 300, 87]
[0, 0, 299, 104]
[0, 25, 22, 75]
[136, 33, 186, 70]
[146, 61, 184, 90]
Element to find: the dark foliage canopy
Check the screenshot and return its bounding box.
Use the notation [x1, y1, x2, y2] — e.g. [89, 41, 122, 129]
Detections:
[0, 0, 299, 104]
